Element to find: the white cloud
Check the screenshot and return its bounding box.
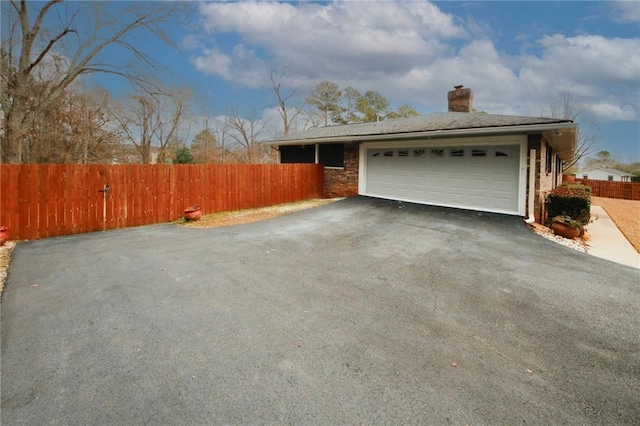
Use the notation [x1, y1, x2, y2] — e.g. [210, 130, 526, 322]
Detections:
[190, 0, 639, 125]
[191, 44, 264, 87]
[585, 103, 636, 122]
[535, 34, 639, 85]
[610, 1, 640, 23]
[194, 0, 465, 82]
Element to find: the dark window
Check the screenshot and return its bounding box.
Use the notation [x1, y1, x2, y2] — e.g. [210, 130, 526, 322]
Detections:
[451, 149, 464, 157]
[608, 175, 614, 181]
[495, 150, 509, 157]
[280, 145, 315, 163]
[383, 150, 394, 157]
[319, 143, 344, 167]
[430, 149, 444, 157]
[546, 146, 553, 173]
[398, 149, 409, 157]
[472, 149, 487, 157]
[414, 149, 426, 157]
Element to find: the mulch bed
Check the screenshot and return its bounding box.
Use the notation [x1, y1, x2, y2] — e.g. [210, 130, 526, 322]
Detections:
[178, 198, 341, 228]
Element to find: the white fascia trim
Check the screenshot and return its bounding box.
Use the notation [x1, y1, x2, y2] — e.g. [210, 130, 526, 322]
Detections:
[269, 122, 576, 146]
[517, 138, 528, 216]
[358, 143, 367, 195]
[360, 134, 524, 149]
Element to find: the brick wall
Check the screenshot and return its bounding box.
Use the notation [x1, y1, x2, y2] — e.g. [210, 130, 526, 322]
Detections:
[324, 143, 359, 197]
[527, 134, 555, 223]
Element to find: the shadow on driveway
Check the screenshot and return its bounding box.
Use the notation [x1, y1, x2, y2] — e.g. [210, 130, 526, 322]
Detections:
[2, 196, 639, 424]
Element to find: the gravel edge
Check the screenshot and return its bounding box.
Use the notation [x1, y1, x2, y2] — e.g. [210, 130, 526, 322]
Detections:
[0, 241, 17, 295]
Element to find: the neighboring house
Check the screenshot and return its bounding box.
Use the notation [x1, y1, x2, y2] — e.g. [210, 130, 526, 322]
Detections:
[268, 86, 577, 223]
[573, 167, 636, 182]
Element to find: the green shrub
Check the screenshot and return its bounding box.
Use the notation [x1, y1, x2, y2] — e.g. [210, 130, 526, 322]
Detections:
[546, 184, 591, 226]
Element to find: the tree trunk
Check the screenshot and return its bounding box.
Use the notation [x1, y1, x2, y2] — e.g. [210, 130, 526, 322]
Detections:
[2, 104, 27, 163]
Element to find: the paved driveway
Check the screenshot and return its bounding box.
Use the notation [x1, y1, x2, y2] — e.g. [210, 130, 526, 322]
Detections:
[2, 197, 639, 424]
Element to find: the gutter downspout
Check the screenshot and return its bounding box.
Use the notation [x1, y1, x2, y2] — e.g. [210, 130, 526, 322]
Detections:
[525, 148, 536, 224]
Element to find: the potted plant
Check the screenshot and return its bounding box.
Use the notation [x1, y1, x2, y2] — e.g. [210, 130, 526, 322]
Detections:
[550, 215, 583, 239]
[0, 226, 8, 246]
[184, 204, 202, 221]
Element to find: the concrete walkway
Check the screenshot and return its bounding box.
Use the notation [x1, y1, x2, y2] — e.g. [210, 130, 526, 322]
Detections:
[587, 205, 640, 269]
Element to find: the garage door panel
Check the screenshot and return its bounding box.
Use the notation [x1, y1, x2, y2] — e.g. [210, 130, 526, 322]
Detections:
[365, 144, 520, 214]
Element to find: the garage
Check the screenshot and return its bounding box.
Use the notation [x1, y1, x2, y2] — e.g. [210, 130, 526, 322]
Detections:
[362, 142, 523, 215]
[270, 85, 577, 222]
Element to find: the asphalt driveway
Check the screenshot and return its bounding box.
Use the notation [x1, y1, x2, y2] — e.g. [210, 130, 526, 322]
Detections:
[2, 196, 639, 424]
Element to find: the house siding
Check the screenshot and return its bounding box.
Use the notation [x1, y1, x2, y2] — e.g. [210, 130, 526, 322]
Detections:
[576, 169, 633, 182]
[324, 143, 359, 198]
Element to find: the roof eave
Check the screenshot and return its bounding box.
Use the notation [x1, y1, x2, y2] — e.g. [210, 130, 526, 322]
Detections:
[268, 122, 577, 149]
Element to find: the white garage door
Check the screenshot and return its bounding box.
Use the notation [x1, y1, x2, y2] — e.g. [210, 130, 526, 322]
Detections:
[364, 145, 521, 214]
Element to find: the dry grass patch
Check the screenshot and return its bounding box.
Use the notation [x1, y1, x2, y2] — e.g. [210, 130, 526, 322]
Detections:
[592, 196, 640, 253]
[177, 198, 343, 229]
[0, 241, 17, 294]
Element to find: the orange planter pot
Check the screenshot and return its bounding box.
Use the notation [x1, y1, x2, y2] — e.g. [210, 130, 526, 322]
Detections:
[551, 222, 581, 239]
[0, 226, 9, 246]
[184, 208, 202, 221]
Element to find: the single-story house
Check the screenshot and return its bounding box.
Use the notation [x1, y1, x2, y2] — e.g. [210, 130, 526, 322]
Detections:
[574, 167, 636, 182]
[268, 86, 577, 223]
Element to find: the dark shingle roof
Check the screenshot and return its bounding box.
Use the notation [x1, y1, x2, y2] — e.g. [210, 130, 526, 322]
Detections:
[269, 112, 573, 143]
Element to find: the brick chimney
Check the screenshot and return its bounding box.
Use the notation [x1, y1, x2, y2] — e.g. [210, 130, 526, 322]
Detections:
[447, 85, 473, 113]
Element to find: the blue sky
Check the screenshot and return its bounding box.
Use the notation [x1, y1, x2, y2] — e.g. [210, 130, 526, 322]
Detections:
[79, 1, 639, 162]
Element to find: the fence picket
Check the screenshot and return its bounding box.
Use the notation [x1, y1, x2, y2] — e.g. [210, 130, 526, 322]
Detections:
[570, 178, 640, 200]
[0, 164, 324, 241]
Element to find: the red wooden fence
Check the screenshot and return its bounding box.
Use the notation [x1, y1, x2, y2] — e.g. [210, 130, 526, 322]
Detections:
[0, 164, 324, 241]
[566, 178, 640, 200]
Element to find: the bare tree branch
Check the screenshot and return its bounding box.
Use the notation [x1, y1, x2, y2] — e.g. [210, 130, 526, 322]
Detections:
[268, 67, 305, 137]
[1, 1, 187, 163]
[544, 90, 600, 171]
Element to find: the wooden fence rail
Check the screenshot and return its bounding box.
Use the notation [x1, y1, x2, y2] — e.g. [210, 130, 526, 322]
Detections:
[0, 164, 324, 241]
[567, 178, 640, 200]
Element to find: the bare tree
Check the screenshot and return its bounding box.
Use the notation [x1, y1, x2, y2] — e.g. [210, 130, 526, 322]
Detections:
[113, 89, 189, 164]
[214, 121, 231, 164]
[191, 129, 218, 164]
[0, 0, 184, 163]
[268, 67, 305, 137]
[225, 109, 269, 163]
[545, 90, 599, 171]
[13, 84, 122, 164]
[190, 89, 218, 163]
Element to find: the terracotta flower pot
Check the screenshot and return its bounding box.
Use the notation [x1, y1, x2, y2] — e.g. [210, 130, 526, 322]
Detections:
[551, 222, 581, 239]
[0, 226, 9, 246]
[184, 206, 202, 221]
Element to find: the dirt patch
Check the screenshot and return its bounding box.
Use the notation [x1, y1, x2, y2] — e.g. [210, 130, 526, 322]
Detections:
[177, 198, 343, 228]
[592, 196, 640, 253]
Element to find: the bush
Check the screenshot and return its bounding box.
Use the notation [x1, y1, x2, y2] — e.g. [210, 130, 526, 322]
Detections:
[546, 184, 591, 226]
[176, 147, 194, 164]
